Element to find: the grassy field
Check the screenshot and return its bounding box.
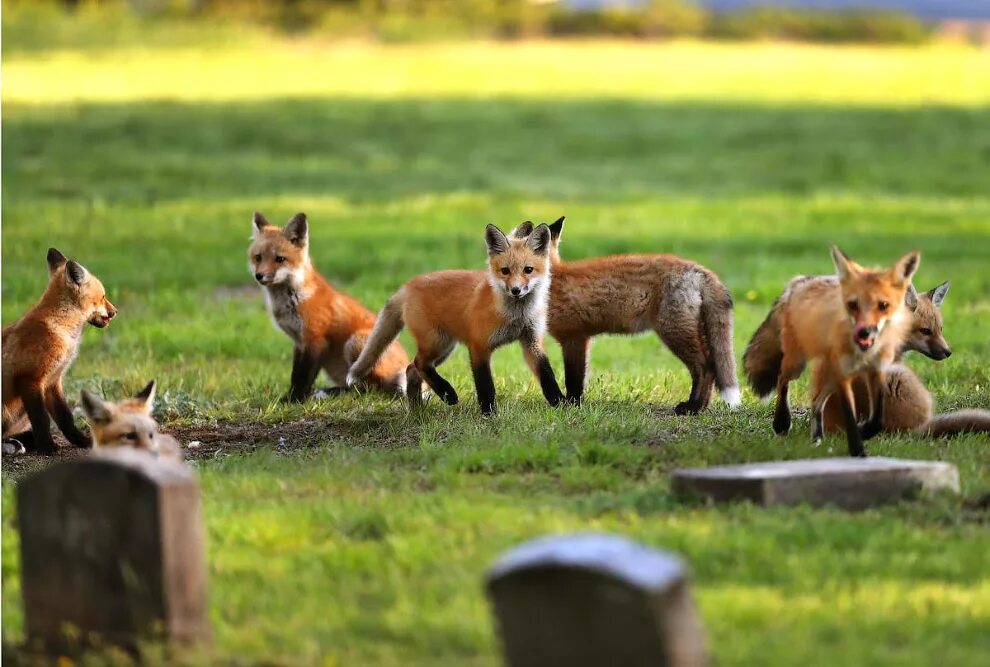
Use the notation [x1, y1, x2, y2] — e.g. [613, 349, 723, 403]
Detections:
[3, 36, 990, 665]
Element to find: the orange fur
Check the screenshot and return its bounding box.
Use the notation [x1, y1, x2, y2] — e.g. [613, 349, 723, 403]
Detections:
[80, 380, 182, 462]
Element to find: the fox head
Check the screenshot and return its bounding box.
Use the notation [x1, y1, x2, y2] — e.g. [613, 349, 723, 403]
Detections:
[903, 281, 951, 360]
[831, 245, 920, 353]
[486, 223, 552, 300]
[46, 248, 116, 328]
[512, 216, 565, 265]
[80, 381, 162, 453]
[249, 212, 310, 287]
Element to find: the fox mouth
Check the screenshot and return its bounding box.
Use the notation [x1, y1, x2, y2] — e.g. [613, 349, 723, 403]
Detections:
[89, 315, 113, 328]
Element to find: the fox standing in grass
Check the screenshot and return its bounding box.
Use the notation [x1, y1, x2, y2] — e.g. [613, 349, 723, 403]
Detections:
[513, 218, 739, 414]
[744, 245, 920, 456]
[348, 223, 564, 415]
[250, 212, 409, 401]
[80, 380, 183, 462]
[2, 248, 116, 454]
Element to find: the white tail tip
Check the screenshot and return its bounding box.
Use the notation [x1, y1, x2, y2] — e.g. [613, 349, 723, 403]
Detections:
[721, 386, 742, 410]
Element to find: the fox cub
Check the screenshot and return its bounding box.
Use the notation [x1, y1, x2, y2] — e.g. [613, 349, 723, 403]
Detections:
[2, 248, 116, 454]
[249, 212, 409, 401]
[80, 381, 182, 462]
[744, 245, 920, 457]
[513, 218, 739, 414]
[348, 223, 564, 415]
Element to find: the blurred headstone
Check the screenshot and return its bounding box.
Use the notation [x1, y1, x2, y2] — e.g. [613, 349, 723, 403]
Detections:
[486, 533, 706, 667]
[17, 448, 210, 652]
[672, 457, 959, 510]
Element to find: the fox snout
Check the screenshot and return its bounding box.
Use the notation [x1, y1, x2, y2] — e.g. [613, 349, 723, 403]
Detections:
[924, 344, 952, 360]
[255, 271, 274, 286]
[853, 323, 877, 351]
[90, 301, 117, 328]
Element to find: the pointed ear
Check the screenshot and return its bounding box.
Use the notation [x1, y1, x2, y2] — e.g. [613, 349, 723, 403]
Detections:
[512, 221, 534, 239]
[133, 380, 157, 412]
[485, 224, 509, 256]
[253, 212, 270, 238]
[526, 224, 552, 256]
[80, 390, 112, 424]
[891, 250, 921, 286]
[548, 216, 565, 241]
[926, 280, 950, 308]
[283, 213, 308, 247]
[47, 248, 68, 274]
[904, 283, 919, 311]
[830, 245, 856, 281]
[65, 260, 88, 286]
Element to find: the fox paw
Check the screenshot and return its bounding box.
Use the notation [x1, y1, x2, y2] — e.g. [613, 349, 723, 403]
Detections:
[772, 412, 791, 436]
[2, 439, 26, 456]
[674, 401, 701, 416]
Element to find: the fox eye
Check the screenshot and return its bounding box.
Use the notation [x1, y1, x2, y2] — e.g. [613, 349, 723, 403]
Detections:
[148, 432, 155, 439]
[523, 266, 534, 274]
[275, 256, 286, 264]
[919, 327, 932, 336]
[253, 254, 262, 263]
[846, 300, 858, 313]
[500, 267, 510, 276]
[878, 301, 889, 312]
[124, 432, 138, 441]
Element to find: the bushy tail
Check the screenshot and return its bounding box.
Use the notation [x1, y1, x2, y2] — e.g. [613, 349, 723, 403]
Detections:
[923, 410, 990, 437]
[743, 298, 785, 399]
[701, 274, 741, 409]
[346, 289, 407, 386]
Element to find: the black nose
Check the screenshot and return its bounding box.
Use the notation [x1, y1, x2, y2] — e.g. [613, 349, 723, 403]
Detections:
[511, 287, 521, 295]
[856, 328, 872, 340]
[255, 272, 264, 282]
[944, 349, 952, 358]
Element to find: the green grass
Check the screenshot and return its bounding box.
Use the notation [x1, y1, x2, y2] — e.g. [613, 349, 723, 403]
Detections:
[2, 37, 990, 665]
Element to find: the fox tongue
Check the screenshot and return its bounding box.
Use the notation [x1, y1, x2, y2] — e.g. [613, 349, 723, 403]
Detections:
[855, 337, 872, 351]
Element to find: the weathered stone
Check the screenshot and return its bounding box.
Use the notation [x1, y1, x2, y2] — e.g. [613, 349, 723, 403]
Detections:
[17, 448, 210, 652]
[486, 533, 706, 667]
[672, 457, 959, 510]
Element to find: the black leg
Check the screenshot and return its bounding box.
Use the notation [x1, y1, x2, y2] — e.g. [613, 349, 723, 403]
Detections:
[471, 359, 497, 415]
[860, 383, 885, 441]
[838, 387, 866, 457]
[20, 386, 55, 455]
[534, 354, 564, 407]
[285, 346, 322, 403]
[46, 384, 91, 448]
[561, 338, 589, 406]
[420, 364, 459, 406]
[406, 364, 424, 407]
[674, 370, 703, 415]
[810, 399, 825, 442]
[772, 381, 791, 435]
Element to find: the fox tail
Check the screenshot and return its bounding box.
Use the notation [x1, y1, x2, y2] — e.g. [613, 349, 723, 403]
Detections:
[346, 289, 407, 386]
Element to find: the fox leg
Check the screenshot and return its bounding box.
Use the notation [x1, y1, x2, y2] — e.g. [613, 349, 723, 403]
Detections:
[469, 346, 497, 416]
[809, 364, 836, 443]
[772, 352, 805, 436]
[559, 336, 591, 405]
[414, 354, 459, 407]
[286, 344, 324, 403]
[405, 364, 424, 407]
[17, 380, 55, 455]
[836, 378, 866, 457]
[859, 370, 886, 440]
[45, 380, 91, 448]
[520, 334, 564, 408]
[656, 324, 712, 415]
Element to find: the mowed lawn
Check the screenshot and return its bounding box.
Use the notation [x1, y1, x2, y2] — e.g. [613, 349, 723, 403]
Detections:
[2, 39, 990, 665]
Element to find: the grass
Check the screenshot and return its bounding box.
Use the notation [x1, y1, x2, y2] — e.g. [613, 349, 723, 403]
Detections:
[3, 35, 990, 665]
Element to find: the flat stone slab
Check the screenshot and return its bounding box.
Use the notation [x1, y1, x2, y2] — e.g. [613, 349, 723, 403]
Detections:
[671, 457, 959, 510]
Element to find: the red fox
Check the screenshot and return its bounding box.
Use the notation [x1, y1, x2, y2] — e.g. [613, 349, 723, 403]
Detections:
[743, 245, 920, 456]
[249, 212, 409, 401]
[512, 218, 739, 414]
[2, 248, 116, 454]
[347, 223, 564, 415]
[79, 381, 183, 462]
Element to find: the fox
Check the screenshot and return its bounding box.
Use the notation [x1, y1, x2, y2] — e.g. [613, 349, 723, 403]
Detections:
[347, 223, 564, 415]
[511, 217, 739, 414]
[249, 212, 409, 401]
[79, 380, 183, 462]
[743, 245, 920, 457]
[2, 248, 116, 455]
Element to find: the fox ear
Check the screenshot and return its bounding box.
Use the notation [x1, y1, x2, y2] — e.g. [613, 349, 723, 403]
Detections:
[283, 213, 308, 247]
[512, 221, 534, 238]
[830, 245, 857, 281]
[47, 248, 68, 273]
[485, 224, 509, 255]
[904, 284, 919, 311]
[891, 250, 921, 286]
[926, 280, 950, 308]
[526, 224, 551, 256]
[253, 212, 270, 238]
[65, 260, 88, 286]
[548, 216, 565, 241]
[80, 389, 112, 425]
[133, 380, 157, 412]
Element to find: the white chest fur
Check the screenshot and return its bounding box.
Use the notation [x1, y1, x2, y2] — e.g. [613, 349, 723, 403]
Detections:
[488, 286, 548, 349]
[264, 285, 306, 344]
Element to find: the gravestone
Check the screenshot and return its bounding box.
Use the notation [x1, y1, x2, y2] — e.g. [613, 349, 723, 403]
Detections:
[17, 448, 210, 653]
[486, 533, 707, 667]
[672, 457, 959, 510]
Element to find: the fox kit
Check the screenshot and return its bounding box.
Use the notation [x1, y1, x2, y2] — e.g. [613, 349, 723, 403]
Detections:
[2, 248, 116, 454]
[744, 245, 920, 456]
[512, 218, 739, 414]
[80, 381, 183, 462]
[249, 212, 409, 401]
[347, 223, 564, 415]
